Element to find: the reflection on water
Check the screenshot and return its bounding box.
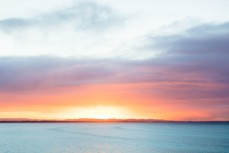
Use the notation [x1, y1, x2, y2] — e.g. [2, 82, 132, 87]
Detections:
[0, 123, 229, 153]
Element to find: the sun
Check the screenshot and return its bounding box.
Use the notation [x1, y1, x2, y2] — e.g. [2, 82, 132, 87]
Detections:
[57, 106, 131, 119]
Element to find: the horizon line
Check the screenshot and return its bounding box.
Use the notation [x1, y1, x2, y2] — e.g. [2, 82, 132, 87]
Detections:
[0, 118, 228, 123]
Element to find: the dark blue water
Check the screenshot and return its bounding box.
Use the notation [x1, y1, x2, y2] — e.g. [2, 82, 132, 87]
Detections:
[0, 123, 228, 153]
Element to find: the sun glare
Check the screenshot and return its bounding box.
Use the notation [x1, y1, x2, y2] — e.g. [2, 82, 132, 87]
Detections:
[58, 106, 131, 119]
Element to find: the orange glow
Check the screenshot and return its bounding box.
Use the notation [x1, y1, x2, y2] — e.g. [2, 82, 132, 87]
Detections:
[0, 82, 227, 121]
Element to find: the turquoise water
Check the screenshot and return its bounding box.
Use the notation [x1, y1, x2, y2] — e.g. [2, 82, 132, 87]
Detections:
[0, 123, 228, 153]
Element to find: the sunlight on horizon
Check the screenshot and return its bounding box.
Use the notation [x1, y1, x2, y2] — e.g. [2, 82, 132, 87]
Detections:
[56, 106, 134, 119]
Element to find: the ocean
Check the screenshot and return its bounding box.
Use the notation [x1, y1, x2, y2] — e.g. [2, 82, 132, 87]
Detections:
[0, 123, 228, 153]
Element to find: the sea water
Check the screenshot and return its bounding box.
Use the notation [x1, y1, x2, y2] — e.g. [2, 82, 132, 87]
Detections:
[0, 123, 228, 153]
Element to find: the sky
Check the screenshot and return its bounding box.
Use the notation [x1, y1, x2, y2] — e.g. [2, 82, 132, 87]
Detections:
[0, 0, 229, 121]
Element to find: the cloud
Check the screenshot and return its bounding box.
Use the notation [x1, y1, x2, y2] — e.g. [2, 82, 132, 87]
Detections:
[151, 22, 229, 55]
[0, 1, 120, 33]
[0, 22, 229, 96]
[0, 18, 30, 32]
[0, 53, 228, 100]
[0, 1, 129, 58]
[132, 22, 229, 101]
[0, 57, 116, 92]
